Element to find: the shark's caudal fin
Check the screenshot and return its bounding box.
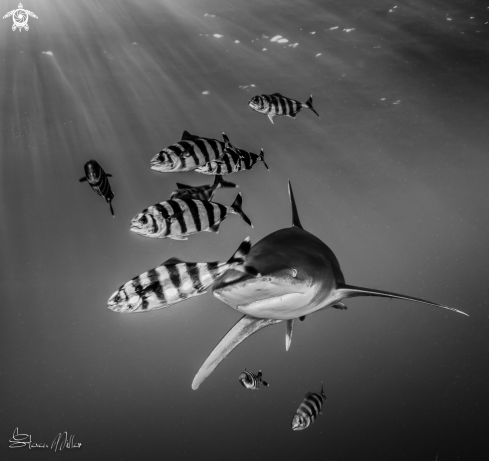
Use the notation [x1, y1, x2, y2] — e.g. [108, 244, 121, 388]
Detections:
[288, 181, 303, 229]
[335, 283, 469, 316]
[230, 193, 253, 228]
[192, 315, 282, 390]
[285, 319, 295, 351]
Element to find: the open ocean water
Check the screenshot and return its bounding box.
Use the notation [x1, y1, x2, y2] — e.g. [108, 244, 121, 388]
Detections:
[1, 0, 488, 459]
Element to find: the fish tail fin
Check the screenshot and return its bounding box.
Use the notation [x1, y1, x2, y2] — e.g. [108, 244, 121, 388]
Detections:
[335, 283, 469, 316]
[215, 175, 238, 189]
[230, 193, 253, 228]
[305, 95, 320, 118]
[259, 149, 270, 171]
[227, 236, 251, 267]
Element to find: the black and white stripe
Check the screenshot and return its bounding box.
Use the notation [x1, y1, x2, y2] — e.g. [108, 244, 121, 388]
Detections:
[248, 93, 320, 124]
[195, 148, 242, 176]
[107, 237, 252, 313]
[291, 383, 326, 431]
[130, 193, 252, 240]
[79, 160, 115, 216]
[238, 369, 269, 390]
[151, 131, 231, 173]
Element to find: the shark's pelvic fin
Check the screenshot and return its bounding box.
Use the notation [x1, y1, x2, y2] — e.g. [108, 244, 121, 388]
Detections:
[335, 283, 468, 316]
[285, 319, 295, 351]
[288, 180, 303, 229]
[192, 315, 282, 390]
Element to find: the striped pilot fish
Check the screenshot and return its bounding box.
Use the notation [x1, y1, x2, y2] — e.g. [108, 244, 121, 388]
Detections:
[248, 93, 320, 124]
[130, 193, 252, 240]
[79, 160, 115, 216]
[291, 383, 326, 431]
[170, 175, 237, 201]
[107, 238, 253, 313]
[150, 131, 229, 173]
[238, 369, 269, 390]
[194, 145, 243, 176]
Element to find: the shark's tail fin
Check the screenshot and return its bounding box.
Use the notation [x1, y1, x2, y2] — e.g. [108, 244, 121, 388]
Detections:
[230, 193, 253, 228]
[304, 95, 320, 118]
[335, 283, 468, 316]
[215, 174, 237, 189]
[259, 149, 270, 171]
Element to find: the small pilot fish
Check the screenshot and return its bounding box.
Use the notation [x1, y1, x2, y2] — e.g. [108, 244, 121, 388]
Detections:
[107, 238, 253, 313]
[170, 175, 237, 201]
[231, 146, 269, 172]
[248, 93, 320, 124]
[238, 369, 269, 390]
[194, 147, 243, 176]
[291, 383, 326, 431]
[79, 160, 115, 216]
[130, 193, 253, 240]
[150, 131, 230, 173]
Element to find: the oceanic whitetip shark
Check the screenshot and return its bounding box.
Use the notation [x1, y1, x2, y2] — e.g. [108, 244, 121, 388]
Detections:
[191, 181, 468, 390]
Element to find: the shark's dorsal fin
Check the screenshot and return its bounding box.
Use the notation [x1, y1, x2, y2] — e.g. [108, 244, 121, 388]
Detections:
[288, 180, 303, 229]
[192, 315, 282, 390]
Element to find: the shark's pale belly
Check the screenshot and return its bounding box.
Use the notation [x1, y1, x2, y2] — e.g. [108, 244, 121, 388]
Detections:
[213, 279, 334, 320]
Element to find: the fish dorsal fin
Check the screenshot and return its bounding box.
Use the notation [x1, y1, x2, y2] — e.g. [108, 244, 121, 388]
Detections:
[271, 93, 284, 97]
[334, 283, 469, 316]
[175, 183, 193, 190]
[192, 315, 283, 390]
[288, 180, 303, 229]
[162, 257, 184, 265]
[181, 130, 199, 141]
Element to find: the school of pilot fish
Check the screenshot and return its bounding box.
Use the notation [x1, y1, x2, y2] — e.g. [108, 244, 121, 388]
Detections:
[79, 91, 469, 432]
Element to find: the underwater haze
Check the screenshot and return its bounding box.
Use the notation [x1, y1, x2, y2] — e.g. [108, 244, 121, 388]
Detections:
[1, 0, 489, 459]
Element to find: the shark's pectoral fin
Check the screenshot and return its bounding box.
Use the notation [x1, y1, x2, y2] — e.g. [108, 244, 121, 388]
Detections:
[192, 315, 282, 390]
[335, 283, 468, 316]
[285, 319, 295, 351]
